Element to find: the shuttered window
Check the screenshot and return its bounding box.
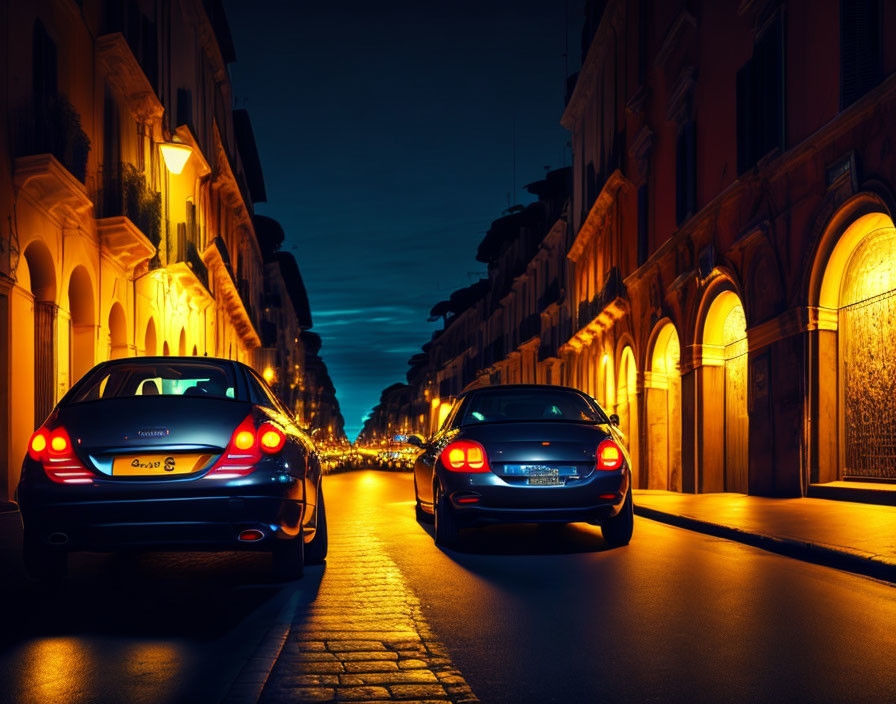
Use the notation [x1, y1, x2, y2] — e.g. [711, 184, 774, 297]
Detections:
[840, 0, 882, 109]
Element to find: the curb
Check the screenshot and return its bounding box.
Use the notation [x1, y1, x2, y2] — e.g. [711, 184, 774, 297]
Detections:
[633, 504, 896, 585]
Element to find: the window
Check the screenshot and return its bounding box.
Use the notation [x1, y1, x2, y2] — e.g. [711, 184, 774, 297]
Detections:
[840, 0, 882, 109]
[70, 361, 238, 402]
[637, 183, 649, 265]
[736, 13, 785, 173]
[33, 20, 57, 101]
[247, 370, 289, 415]
[460, 388, 609, 426]
[676, 120, 697, 225]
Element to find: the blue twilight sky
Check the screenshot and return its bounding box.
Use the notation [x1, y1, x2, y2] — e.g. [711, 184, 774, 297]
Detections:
[223, 0, 585, 439]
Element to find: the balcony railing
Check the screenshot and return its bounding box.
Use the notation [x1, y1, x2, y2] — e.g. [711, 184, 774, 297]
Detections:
[14, 94, 90, 183]
[169, 223, 209, 292]
[102, 163, 161, 246]
[577, 267, 625, 331]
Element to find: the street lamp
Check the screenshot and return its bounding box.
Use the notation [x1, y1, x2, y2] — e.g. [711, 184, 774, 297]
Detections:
[159, 140, 192, 174]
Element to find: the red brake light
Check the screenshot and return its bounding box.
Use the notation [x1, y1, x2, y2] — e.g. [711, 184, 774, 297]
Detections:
[28, 426, 94, 484]
[258, 422, 286, 454]
[207, 416, 287, 478]
[439, 440, 490, 473]
[596, 439, 624, 471]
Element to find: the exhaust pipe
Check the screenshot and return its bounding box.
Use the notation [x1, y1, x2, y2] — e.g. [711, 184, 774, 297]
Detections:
[47, 532, 69, 545]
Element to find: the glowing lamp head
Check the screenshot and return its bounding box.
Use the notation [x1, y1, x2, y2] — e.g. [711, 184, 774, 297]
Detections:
[262, 366, 275, 384]
[159, 142, 192, 174]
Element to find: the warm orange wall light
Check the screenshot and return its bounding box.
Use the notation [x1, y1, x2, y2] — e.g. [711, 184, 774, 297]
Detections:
[160, 141, 192, 174]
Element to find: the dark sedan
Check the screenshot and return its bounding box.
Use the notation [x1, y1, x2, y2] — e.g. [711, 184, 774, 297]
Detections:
[16, 357, 327, 580]
[409, 384, 633, 548]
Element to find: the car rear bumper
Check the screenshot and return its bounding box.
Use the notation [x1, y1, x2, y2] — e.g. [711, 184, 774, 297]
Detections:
[439, 467, 630, 526]
[18, 494, 305, 551]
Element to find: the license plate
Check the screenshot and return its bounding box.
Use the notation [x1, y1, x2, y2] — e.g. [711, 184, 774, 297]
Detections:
[527, 466, 562, 486]
[112, 453, 210, 476]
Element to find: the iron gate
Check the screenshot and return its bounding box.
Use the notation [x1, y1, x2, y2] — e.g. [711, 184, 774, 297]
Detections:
[840, 288, 896, 479]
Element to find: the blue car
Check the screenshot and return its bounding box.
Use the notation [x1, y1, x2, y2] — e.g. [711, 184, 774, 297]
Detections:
[16, 357, 327, 580]
[410, 385, 633, 548]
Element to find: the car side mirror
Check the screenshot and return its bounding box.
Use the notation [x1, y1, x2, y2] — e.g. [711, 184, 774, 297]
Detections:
[609, 414, 620, 427]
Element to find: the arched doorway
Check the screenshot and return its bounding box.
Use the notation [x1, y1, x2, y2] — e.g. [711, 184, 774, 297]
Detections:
[144, 318, 157, 356]
[178, 328, 186, 356]
[646, 322, 681, 490]
[68, 266, 94, 383]
[162, 340, 171, 356]
[617, 345, 639, 483]
[108, 303, 128, 359]
[22, 241, 57, 427]
[701, 289, 749, 492]
[819, 212, 896, 480]
[596, 352, 615, 413]
[192, 344, 198, 356]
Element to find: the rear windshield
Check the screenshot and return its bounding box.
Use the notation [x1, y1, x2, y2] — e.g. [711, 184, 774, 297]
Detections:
[460, 388, 607, 426]
[69, 361, 239, 403]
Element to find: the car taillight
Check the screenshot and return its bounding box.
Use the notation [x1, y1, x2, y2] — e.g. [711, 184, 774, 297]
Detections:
[596, 439, 624, 471]
[206, 416, 287, 479]
[439, 440, 491, 473]
[28, 426, 94, 484]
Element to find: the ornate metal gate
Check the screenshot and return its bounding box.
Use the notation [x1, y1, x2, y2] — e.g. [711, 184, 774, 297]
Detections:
[840, 288, 896, 479]
[34, 301, 56, 428]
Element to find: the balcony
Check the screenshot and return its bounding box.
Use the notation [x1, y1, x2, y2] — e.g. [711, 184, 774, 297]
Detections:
[101, 163, 161, 247]
[167, 223, 211, 301]
[96, 217, 156, 277]
[13, 154, 92, 223]
[517, 313, 541, 348]
[14, 94, 91, 184]
[566, 267, 628, 350]
[537, 279, 562, 311]
[203, 237, 261, 348]
[96, 32, 163, 123]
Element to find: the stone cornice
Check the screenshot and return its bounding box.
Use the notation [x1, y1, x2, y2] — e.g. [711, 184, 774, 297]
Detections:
[567, 169, 633, 262]
[96, 33, 164, 124]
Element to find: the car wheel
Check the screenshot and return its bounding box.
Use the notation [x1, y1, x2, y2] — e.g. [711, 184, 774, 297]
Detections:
[305, 487, 328, 565]
[433, 482, 460, 548]
[414, 477, 434, 524]
[601, 491, 633, 548]
[23, 534, 68, 582]
[272, 531, 304, 580]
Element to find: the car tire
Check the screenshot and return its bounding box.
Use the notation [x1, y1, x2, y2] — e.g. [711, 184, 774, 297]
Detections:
[305, 487, 328, 565]
[601, 491, 633, 548]
[433, 482, 460, 548]
[272, 531, 304, 580]
[414, 477, 434, 524]
[23, 534, 68, 582]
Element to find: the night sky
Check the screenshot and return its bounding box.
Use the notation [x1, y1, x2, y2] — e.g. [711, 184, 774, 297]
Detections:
[224, 0, 585, 439]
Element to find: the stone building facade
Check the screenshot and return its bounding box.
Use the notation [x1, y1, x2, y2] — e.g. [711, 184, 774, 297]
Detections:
[0, 0, 343, 499]
[368, 0, 896, 500]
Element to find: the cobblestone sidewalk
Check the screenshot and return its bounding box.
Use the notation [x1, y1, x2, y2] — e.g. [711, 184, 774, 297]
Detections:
[259, 527, 479, 704]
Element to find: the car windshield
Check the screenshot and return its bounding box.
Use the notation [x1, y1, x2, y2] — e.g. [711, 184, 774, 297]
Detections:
[459, 388, 607, 425]
[68, 361, 239, 403]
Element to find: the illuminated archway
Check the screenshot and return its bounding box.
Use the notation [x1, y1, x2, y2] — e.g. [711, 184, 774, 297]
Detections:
[22, 241, 57, 427]
[144, 318, 157, 356]
[596, 351, 615, 413]
[178, 328, 186, 356]
[616, 345, 639, 484]
[646, 322, 681, 490]
[700, 288, 748, 492]
[819, 212, 896, 480]
[67, 266, 95, 383]
[108, 303, 128, 359]
[192, 344, 198, 356]
[162, 340, 171, 356]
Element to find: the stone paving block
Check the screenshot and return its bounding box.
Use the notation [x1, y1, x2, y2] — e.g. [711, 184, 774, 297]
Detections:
[326, 641, 387, 652]
[299, 661, 346, 674]
[397, 659, 429, 670]
[278, 675, 341, 687]
[339, 650, 399, 661]
[281, 687, 335, 702]
[388, 684, 449, 700]
[296, 641, 329, 652]
[343, 660, 400, 673]
[347, 670, 440, 686]
[334, 685, 390, 700]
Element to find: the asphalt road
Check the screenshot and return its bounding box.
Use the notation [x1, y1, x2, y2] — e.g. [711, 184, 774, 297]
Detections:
[1, 469, 896, 704]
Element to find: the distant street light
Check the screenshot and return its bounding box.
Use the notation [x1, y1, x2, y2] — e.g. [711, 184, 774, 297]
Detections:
[159, 141, 192, 174]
